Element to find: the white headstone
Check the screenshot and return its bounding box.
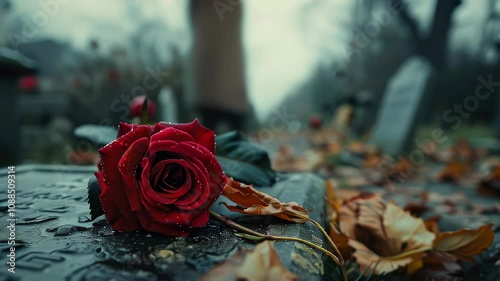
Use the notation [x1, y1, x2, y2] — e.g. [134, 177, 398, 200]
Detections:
[371, 57, 434, 156]
[158, 86, 178, 123]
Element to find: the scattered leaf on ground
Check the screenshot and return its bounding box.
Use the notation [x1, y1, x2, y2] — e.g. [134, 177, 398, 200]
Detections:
[199, 241, 299, 281]
[337, 195, 435, 275]
[433, 224, 494, 262]
[437, 161, 469, 183]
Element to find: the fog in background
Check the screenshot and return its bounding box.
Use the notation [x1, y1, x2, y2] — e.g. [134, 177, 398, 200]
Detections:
[1, 0, 491, 120]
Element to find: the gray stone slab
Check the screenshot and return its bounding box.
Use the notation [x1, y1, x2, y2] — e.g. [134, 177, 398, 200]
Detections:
[371, 57, 435, 156]
[0, 165, 337, 281]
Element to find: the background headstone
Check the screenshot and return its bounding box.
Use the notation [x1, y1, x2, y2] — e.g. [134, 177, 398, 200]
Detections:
[158, 86, 178, 123]
[0, 48, 37, 167]
[370, 56, 435, 156]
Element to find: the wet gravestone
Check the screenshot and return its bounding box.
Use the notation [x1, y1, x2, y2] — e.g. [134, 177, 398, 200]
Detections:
[0, 165, 338, 281]
[0, 48, 37, 166]
[371, 57, 435, 156]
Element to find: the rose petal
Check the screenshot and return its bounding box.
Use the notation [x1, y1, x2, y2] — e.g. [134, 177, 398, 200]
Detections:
[175, 179, 206, 209]
[96, 172, 140, 231]
[136, 211, 191, 237]
[140, 157, 178, 206]
[148, 141, 223, 210]
[189, 209, 210, 228]
[151, 159, 193, 198]
[139, 201, 197, 228]
[150, 127, 194, 144]
[155, 119, 216, 153]
[172, 157, 210, 209]
[172, 142, 226, 209]
[98, 126, 152, 222]
[118, 137, 149, 212]
[117, 122, 153, 138]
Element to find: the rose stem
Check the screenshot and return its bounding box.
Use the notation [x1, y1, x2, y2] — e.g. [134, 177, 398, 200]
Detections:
[209, 210, 348, 281]
[291, 213, 347, 279]
[300, 215, 345, 265]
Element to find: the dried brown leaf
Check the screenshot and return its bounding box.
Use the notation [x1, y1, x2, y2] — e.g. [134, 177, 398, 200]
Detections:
[329, 222, 353, 259]
[350, 239, 423, 275]
[222, 178, 309, 223]
[383, 203, 435, 256]
[199, 241, 299, 281]
[338, 196, 435, 275]
[437, 161, 469, 183]
[433, 224, 494, 262]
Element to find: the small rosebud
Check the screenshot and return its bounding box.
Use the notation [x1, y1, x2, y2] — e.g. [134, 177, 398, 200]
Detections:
[19, 76, 38, 93]
[129, 96, 157, 119]
[309, 115, 322, 129]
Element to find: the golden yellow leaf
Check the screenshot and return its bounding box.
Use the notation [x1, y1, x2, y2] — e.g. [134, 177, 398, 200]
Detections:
[199, 241, 299, 281]
[433, 224, 494, 262]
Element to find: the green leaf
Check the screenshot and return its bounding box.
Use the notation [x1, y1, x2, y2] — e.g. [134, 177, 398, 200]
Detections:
[87, 175, 104, 220]
[215, 131, 277, 187]
[74, 124, 118, 147]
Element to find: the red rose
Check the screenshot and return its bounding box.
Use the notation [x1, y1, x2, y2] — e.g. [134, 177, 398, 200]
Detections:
[129, 95, 157, 119]
[95, 119, 227, 236]
[19, 76, 38, 92]
[309, 115, 322, 129]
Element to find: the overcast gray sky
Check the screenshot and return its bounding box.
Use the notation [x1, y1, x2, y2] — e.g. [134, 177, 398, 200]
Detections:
[3, 0, 491, 120]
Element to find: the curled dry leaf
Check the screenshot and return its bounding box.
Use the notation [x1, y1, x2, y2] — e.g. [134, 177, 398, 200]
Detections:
[369, 158, 414, 187]
[329, 222, 352, 259]
[222, 178, 309, 223]
[437, 161, 469, 183]
[325, 180, 362, 259]
[404, 202, 429, 218]
[272, 145, 306, 172]
[451, 138, 476, 164]
[337, 195, 435, 275]
[199, 241, 299, 281]
[488, 165, 500, 181]
[423, 216, 440, 235]
[433, 224, 494, 262]
[325, 180, 341, 225]
[325, 180, 364, 225]
[478, 165, 500, 196]
[362, 151, 384, 168]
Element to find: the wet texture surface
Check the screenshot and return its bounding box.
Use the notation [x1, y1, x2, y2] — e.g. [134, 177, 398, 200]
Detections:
[0, 165, 334, 281]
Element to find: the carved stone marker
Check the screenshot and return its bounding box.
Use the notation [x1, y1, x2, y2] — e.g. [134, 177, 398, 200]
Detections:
[371, 57, 434, 156]
[0, 165, 337, 281]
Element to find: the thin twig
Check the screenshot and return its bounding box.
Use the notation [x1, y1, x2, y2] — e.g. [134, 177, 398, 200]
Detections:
[305, 217, 348, 279]
[284, 212, 347, 275]
[303, 216, 345, 265]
